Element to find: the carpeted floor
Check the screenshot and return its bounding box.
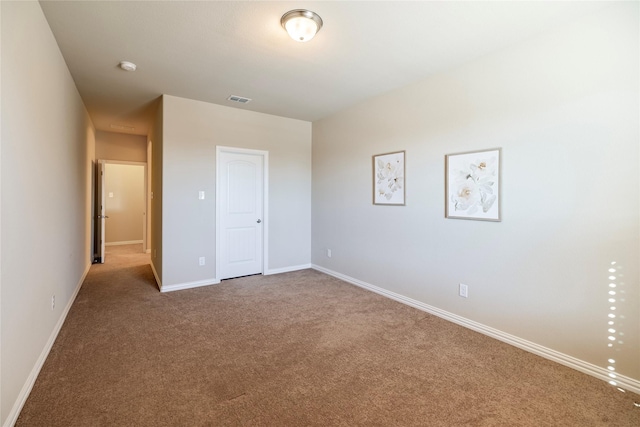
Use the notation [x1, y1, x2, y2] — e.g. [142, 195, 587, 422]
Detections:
[16, 245, 640, 426]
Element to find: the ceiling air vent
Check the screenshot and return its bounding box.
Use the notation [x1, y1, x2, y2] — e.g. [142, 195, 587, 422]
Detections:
[227, 95, 252, 104]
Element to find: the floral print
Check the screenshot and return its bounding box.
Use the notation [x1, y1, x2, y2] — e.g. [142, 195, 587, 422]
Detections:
[376, 156, 404, 201]
[451, 154, 497, 215]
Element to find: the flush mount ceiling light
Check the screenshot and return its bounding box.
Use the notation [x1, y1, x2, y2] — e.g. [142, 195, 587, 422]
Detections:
[118, 61, 137, 71]
[281, 9, 323, 42]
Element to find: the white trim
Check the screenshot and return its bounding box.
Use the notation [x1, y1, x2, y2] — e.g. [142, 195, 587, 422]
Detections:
[216, 146, 269, 280]
[105, 240, 143, 246]
[263, 151, 270, 275]
[98, 160, 106, 262]
[265, 264, 312, 276]
[311, 264, 640, 395]
[99, 160, 147, 166]
[160, 278, 220, 293]
[215, 148, 220, 281]
[98, 159, 148, 254]
[4, 262, 91, 427]
[150, 261, 162, 291]
[151, 261, 218, 294]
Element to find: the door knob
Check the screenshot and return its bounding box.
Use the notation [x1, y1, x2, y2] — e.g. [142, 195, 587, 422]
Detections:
[257, 219, 262, 223]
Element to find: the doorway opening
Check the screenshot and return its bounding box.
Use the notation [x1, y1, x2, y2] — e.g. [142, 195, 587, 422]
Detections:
[94, 160, 148, 264]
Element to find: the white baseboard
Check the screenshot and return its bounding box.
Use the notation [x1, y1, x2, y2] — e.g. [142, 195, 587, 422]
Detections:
[4, 262, 91, 427]
[160, 263, 311, 291]
[105, 240, 143, 246]
[149, 262, 220, 293]
[264, 263, 311, 276]
[311, 264, 640, 395]
[160, 277, 220, 293]
[150, 261, 162, 291]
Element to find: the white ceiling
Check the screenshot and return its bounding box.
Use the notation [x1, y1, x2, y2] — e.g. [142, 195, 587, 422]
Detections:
[39, 1, 607, 136]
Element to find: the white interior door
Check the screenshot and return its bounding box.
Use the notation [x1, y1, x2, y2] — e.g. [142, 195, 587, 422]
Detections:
[96, 160, 107, 263]
[218, 150, 264, 280]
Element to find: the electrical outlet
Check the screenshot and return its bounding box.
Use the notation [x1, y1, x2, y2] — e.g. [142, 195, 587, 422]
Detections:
[327, 249, 332, 258]
[199, 257, 206, 266]
[51, 295, 55, 310]
[459, 284, 468, 298]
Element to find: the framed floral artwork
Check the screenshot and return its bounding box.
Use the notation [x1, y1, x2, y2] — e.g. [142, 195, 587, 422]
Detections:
[445, 148, 501, 221]
[373, 151, 405, 205]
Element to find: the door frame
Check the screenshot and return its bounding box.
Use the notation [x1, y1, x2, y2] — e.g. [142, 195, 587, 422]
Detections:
[215, 146, 269, 281]
[96, 160, 107, 263]
[96, 160, 149, 256]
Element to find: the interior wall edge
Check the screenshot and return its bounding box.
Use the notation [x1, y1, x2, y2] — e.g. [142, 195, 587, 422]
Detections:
[264, 264, 312, 276]
[159, 278, 220, 293]
[150, 262, 162, 292]
[0, 0, 4, 423]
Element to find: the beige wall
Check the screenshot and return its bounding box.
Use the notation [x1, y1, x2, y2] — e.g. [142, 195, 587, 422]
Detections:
[105, 163, 145, 244]
[312, 3, 639, 385]
[1, 1, 95, 424]
[96, 130, 146, 162]
[149, 98, 163, 282]
[160, 95, 311, 288]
